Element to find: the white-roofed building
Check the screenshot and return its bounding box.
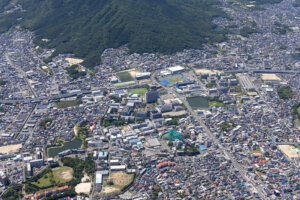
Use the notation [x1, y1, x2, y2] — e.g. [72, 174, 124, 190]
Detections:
[136, 72, 151, 80]
[168, 65, 184, 74]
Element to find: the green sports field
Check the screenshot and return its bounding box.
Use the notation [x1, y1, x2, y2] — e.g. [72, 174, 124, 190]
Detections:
[128, 88, 148, 95]
[117, 71, 134, 82]
[113, 81, 135, 87]
[32, 166, 73, 188]
[166, 76, 185, 83]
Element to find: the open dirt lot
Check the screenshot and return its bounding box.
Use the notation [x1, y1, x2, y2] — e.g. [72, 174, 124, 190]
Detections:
[53, 166, 73, 181]
[65, 58, 84, 65]
[162, 110, 186, 117]
[102, 186, 119, 194]
[163, 98, 182, 104]
[102, 172, 134, 194]
[81, 174, 90, 182]
[127, 68, 141, 78]
[75, 182, 91, 194]
[194, 68, 220, 75]
[0, 144, 22, 153]
[278, 145, 300, 158]
[41, 65, 49, 70]
[111, 171, 134, 186]
[75, 174, 91, 194]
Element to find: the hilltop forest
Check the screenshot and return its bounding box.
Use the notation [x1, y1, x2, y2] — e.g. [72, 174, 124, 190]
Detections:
[0, 0, 227, 68]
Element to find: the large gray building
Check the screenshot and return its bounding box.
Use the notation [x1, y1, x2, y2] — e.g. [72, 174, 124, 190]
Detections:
[145, 90, 160, 103]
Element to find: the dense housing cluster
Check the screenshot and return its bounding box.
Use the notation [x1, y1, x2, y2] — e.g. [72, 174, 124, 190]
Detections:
[1, 0, 300, 199]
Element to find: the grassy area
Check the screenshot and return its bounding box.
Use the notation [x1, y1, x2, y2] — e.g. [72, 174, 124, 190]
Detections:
[39, 118, 53, 129]
[25, 157, 94, 196]
[2, 184, 22, 200]
[220, 121, 235, 131]
[128, 87, 148, 95]
[278, 86, 293, 99]
[32, 171, 53, 188]
[66, 65, 86, 79]
[166, 76, 184, 84]
[113, 81, 135, 87]
[117, 71, 134, 82]
[54, 98, 82, 109]
[52, 166, 73, 184]
[209, 100, 224, 107]
[186, 96, 209, 109]
[206, 82, 217, 88]
[292, 103, 300, 125]
[32, 167, 73, 188]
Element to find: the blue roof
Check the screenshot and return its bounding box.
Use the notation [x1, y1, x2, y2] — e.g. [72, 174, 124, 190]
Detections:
[199, 145, 206, 151]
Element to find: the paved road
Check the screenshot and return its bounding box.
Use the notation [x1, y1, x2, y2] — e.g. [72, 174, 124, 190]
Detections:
[225, 69, 300, 74]
[0, 83, 146, 104]
[5, 51, 38, 98]
[151, 70, 268, 199]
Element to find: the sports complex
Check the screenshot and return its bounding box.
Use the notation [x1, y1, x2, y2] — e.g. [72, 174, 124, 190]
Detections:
[160, 75, 187, 86]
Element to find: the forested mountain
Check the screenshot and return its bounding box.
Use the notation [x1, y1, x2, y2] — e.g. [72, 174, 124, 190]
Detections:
[0, 0, 227, 67]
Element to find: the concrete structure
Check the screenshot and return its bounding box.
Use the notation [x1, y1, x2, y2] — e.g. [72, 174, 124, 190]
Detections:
[168, 66, 185, 74]
[238, 74, 256, 91]
[0, 171, 8, 185]
[136, 72, 151, 80]
[146, 138, 161, 148]
[145, 91, 159, 104]
[29, 159, 44, 168]
[95, 171, 103, 190]
[27, 163, 32, 177]
[110, 165, 126, 171]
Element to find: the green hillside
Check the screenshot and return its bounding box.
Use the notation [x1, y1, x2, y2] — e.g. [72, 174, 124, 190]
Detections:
[0, 0, 228, 68]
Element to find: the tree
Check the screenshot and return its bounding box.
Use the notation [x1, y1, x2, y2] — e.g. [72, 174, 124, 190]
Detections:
[277, 86, 293, 99]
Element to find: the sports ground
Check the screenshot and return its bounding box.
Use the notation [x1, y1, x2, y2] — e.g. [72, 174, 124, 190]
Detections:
[160, 75, 187, 86]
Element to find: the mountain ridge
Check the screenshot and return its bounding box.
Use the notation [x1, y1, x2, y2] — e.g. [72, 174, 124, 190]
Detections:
[0, 0, 227, 68]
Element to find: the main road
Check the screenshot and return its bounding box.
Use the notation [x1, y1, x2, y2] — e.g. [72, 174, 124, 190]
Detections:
[5, 51, 38, 98]
[151, 70, 268, 200]
[0, 84, 144, 104]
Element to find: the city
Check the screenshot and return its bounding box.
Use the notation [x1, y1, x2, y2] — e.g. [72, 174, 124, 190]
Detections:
[0, 0, 300, 200]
